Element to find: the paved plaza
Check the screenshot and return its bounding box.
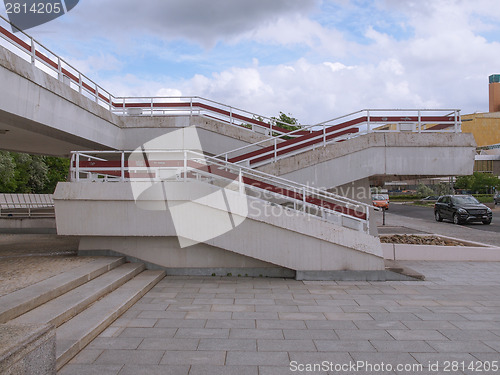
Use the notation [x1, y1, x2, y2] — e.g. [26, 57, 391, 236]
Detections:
[59, 261, 500, 375]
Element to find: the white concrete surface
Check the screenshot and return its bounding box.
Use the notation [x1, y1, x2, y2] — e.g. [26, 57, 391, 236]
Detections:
[382, 242, 500, 261]
[54, 181, 384, 273]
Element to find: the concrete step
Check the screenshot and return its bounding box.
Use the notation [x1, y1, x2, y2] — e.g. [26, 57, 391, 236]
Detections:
[10, 262, 145, 327]
[56, 269, 165, 369]
[0, 257, 125, 323]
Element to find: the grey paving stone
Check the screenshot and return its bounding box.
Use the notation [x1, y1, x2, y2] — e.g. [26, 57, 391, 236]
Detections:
[110, 318, 157, 328]
[257, 339, 316, 352]
[136, 310, 187, 319]
[255, 305, 300, 312]
[324, 312, 373, 321]
[278, 312, 326, 320]
[154, 318, 206, 328]
[427, 340, 497, 353]
[58, 364, 123, 375]
[314, 339, 376, 352]
[305, 320, 358, 330]
[67, 349, 103, 364]
[368, 312, 420, 321]
[450, 321, 500, 330]
[205, 318, 256, 329]
[174, 328, 229, 339]
[410, 352, 477, 365]
[160, 350, 226, 365]
[370, 340, 436, 353]
[129, 302, 169, 311]
[95, 349, 164, 365]
[119, 327, 176, 338]
[166, 304, 211, 312]
[401, 320, 457, 330]
[415, 312, 467, 321]
[211, 304, 255, 312]
[226, 351, 290, 366]
[87, 337, 143, 350]
[439, 329, 500, 341]
[185, 311, 232, 320]
[232, 312, 280, 320]
[283, 329, 338, 340]
[189, 365, 258, 375]
[335, 329, 394, 340]
[138, 338, 199, 350]
[118, 364, 189, 375]
[288, 352, 352, 365]
[260, 365, 316, 375]
[387, 329, 449, 341]
[257, 319, 307, 329]
[230, 328, 284, 339]
[481, 341, 500, 352]
[198, 338, 256, 351]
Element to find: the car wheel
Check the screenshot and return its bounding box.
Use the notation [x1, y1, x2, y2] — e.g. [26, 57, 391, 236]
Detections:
[483, 219, 492, 225]
[434, 211, 442, 222]
[453, 213, 461, 225]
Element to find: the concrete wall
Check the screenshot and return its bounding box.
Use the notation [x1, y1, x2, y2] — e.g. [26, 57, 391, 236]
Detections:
[257, 132, 476, 188]
[0, 45, 124, 155]
[54, 181, 384, 274]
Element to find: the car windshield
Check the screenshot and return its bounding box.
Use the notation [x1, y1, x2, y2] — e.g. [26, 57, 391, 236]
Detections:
[372, 195, 388, 200]
[451, 196, 479, 205]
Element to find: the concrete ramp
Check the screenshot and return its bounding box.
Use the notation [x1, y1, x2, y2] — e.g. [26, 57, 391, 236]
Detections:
[54, 162, 385, 280]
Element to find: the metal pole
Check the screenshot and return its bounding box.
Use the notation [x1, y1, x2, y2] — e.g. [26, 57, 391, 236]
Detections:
[183, 151, 187, 182]
[121, 152, 125, 182]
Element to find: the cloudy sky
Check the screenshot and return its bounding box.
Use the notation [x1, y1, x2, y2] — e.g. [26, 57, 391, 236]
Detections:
[2, 0, 500, 124]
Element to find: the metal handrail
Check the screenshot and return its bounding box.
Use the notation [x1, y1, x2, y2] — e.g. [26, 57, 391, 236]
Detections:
[0, 15, 299, 136]
[216, 109, 462, 165]
[70, 150, 378, 233]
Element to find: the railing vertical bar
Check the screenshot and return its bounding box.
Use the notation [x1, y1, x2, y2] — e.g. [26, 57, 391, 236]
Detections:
[30, 38, 35, 64]
[121, 151, 125, 182]
[75, 153, 80, 182]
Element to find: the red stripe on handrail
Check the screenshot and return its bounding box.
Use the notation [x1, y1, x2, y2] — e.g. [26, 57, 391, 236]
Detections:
[229, 117, 366, 164]
[0, 25, 31, 52]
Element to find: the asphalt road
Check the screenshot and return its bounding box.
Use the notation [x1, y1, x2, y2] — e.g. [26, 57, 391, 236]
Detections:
[387, 202, 500, 233]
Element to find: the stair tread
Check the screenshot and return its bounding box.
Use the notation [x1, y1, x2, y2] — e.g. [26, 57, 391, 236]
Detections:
[0, 257, 124, 323]
[11, 262, 145, 327]
[55, 270, 165, 368]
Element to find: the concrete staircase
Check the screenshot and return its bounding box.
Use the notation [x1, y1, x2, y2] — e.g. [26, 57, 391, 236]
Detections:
[0, 256, 165, 370]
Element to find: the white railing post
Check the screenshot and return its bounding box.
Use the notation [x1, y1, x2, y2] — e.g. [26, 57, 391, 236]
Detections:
[183, 150, 187, 182]
[274, 139, 277, 162]
[366, 110, 371, 133]
[230, 107, 233, 124]
[75, 153, 80, 182]
[238, 168, 244, 195]
[30, 38, 35, 64]
[78, 73, 82, 94]
[150, 98, 154, 117]
[108, 93, 112, 111]
[122, 98, 126, 115]
[454, 110, 459, 132]
[120, 151, 125, 182]
[190, 98, 193, 119]
[366, 207, 370, 233]
[302, 187, 306, 212]
[323, 122, 326, 146]
[95, 84, 99, 104]
[57, 56, 62, 81]
[418, 110, 422, 133]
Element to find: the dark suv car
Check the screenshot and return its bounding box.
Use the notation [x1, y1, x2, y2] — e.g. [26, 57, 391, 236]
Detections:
[434, 195, 492, 225]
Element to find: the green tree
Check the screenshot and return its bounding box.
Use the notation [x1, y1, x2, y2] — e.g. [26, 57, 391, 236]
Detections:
[416, 183, 435, 197]
[0, 151, 69, 193]
[455, 172, 500, 194]
[271, 112, 301, 131]
[0, 151, 16, 192]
